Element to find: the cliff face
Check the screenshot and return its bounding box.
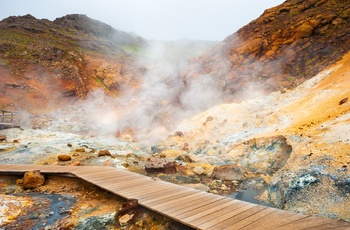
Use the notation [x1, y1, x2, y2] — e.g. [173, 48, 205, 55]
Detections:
[0, 14, 145, 112]
[181, 0, 350, 100]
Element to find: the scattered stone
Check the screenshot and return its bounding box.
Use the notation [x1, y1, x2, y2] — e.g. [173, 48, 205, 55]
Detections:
[212, 164, 244, 180]
[103, 160, 114, 167]
[145, 157, 177, 174]
[122, 162, 129, 168]
[221, 184, 228, 191]
[0, 135, 6, 141]
[13, 139, 19, 143]
[175, 131, 184, 137]
[69, 161, 80, 166]
[176, 154, 193, 163]
[67, 143, 72, 147]
[119, 214, 134, 226]
[203, 116, 214, 125]
[159, 153, 166, 158]
[38, 213, 47, 219]
[126, 153, 137, 158]
[16, 170, 45, 189]
[58, 155, 72, 161]
[182, 143, 190, 151]
[98, 149, 112, 157]
[75, 148, 85, 152]
[339, 98, 348, 105]
[115, 199, 141, 227]
[193, 166, 205, 175]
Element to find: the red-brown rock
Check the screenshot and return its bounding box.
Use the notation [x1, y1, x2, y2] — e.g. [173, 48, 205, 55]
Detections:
[58, 154, 72, 161]
[17, 170, 45, 189]
[98, 149, 112, 157]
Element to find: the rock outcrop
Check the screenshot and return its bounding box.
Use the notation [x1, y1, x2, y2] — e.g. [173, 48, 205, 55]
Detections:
[181, 0, 350, 101]
[16, 170, 45, 189]
[0, 14, 145, 112]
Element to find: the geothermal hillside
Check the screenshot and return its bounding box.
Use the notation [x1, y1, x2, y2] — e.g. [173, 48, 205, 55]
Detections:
[1, 0, 350, 228]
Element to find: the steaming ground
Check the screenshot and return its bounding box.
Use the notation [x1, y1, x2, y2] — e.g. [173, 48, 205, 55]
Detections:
[2, 53, 350, 221]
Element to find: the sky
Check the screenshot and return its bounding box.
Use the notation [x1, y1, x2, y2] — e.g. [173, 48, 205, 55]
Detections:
[0, 0, 284, 41]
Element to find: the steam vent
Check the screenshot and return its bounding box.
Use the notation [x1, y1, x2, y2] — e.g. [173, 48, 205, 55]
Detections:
[1, 0, 350, 229]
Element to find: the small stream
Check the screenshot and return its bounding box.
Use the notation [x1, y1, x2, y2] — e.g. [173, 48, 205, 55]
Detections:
[4, 193, 76, 230]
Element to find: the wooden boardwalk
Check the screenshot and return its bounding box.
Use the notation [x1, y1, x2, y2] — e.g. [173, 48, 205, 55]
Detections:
[0, 110, 20, 129]
[0, 164, 349, 229]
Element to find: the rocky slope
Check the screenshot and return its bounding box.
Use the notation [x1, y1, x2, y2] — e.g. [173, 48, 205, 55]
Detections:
[0, 14, 145, 112]
[1, 0, 350, 226]
[157, 52, 350, 220]
[181, 0, 350, 101]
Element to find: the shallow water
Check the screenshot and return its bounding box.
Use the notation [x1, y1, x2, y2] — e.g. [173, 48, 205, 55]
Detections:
[4, 193, 76, 230]
[229, 186, 273, 207]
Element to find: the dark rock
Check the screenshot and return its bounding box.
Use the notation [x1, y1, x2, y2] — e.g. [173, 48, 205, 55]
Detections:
[58, 155, 72, 161]
[145, 157, 177, 174]
[0, 135, 6, 141]
[16, 170, 45, 189]
[268, 169, 322, 209]
[175, 131, 184, 137]
[339, 98, 348, 105]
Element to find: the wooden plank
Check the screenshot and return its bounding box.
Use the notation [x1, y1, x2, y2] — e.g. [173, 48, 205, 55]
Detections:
[96, 181, 179, 197]
[118, 184, 182, 198]
[304, 221, 350, 230]
[1, 164, 349, 230]
[78, 174, 143, 185]
[327, 225, 350, 230]
[75, 170, 123, 179]
[221, 207, 276, 230]
[194, 202, 257, 229]
[141, 189, 200, 207]
[165, 193, 227, 216]
[274, 216, 347, 230]
[206, 205, 268, 230]
[164, 193, 227, 217]
[186, 199, 251, 225]
[94, 176, 153, 187]
[157, 192, 219, 214]
[239, 209, 307, 230]
[177, 198, 241, 222]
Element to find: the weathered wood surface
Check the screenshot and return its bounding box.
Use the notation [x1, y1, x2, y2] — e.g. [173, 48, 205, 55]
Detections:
[0, 164, 349, 229]
[0, 110, 20, 129]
